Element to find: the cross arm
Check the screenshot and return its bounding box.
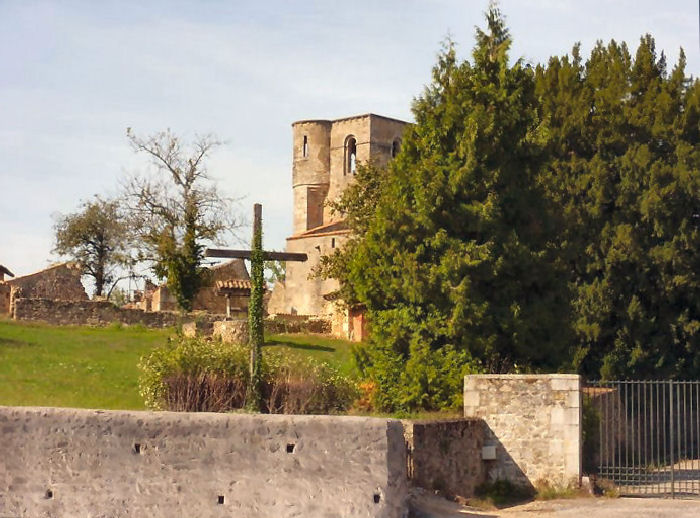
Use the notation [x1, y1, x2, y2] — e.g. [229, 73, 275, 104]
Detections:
[205, 248, 308, 262]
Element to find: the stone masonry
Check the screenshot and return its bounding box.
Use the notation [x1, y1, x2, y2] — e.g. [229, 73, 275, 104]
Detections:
[463, 374, 582, 489]
[0, 407, 409, 518]
[268, 114, 407, 339]
[3, 262, 87, 316]
[13, 298, 180, 328]
[403, 419, 487, 499]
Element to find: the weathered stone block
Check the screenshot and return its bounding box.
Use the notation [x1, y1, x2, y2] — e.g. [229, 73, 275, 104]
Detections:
[463, 374, 582, 489]
[0, 407, 409, 518]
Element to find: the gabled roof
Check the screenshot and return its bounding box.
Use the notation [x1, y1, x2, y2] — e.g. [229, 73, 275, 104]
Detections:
[0, 265, 15, 278]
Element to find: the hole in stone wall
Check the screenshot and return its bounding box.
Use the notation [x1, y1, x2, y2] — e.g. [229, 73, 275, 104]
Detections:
[286, 443, 296, 453]
[133, 443, 141, 454]
[373, 492, 381, 504]
[217, 495, 225, 504]
[45, 489, 53, 499]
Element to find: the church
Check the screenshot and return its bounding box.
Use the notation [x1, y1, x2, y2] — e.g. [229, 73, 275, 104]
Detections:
[268, 113, 407, 340]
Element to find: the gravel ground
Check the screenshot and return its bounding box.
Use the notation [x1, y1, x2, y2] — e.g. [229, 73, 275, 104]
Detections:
[410, 491, 700, 518]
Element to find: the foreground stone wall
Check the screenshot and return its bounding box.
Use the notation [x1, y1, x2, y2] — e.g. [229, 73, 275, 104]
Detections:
[0, 407, 409, 518]
[463, 374, 582, 488]
[403, 419, 487, 499]
[13, 298, 179, 328]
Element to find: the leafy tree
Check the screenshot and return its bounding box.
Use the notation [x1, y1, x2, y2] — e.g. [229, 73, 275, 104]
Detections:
[536, 37, 700, 380]
[53, 196, 132, 297]
[324, 6, 572, 411]
[264, 260, 286, 286]
[125, 129, 239, 311]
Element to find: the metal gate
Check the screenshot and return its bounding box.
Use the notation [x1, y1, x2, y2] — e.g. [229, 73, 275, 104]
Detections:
[585, 381, 700, 497]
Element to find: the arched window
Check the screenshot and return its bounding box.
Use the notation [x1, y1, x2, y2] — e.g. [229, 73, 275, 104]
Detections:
[345, 136, 357, 175]
[391, 138, 401, 158]
[302, 135, 308, 158]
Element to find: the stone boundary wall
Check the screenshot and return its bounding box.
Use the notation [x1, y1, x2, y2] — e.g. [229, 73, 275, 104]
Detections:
[13, 298, 180, 328]
[0, 407, 409, 518]
[403, 419, 487, 499]
[464, 374, 582, 488]
[265, 315, 331, 335]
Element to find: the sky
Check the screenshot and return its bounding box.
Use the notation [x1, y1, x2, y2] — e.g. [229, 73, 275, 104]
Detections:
[1, 0, 698, 282]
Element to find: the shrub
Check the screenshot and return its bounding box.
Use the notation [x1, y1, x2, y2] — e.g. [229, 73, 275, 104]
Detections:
[353, 337, 480, 412]
[138, 337, 249, 411]
[138, 336, 358, 414]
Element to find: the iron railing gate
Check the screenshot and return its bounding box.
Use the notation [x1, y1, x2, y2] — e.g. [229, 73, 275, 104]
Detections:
[586, 381, 700, 497]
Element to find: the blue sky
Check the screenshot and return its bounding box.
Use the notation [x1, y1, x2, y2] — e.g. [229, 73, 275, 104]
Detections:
[1, 0, 698, 279]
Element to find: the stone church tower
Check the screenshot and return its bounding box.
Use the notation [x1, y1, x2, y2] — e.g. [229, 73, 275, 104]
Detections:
[268, 113, 407, 338]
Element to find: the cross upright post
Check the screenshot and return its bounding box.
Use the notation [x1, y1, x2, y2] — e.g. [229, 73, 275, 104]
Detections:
[247, 203, 264, 410]
[204, 203, 308, 412]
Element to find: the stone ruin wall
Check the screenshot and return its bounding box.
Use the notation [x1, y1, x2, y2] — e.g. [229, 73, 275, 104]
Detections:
[6, 263, 87, 303]
[12, 299, 180, 328]
[0, 283, 10, 314]
[0, 407, 409, 518]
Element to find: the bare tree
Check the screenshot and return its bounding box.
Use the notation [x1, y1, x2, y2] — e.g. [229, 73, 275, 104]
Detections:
[124, 128, 240, 311]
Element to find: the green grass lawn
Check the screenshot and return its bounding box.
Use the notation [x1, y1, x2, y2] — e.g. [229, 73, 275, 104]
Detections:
[0, 318, 356, 410]
[265, 333, 356, 376]
[0, 319, 172, 409]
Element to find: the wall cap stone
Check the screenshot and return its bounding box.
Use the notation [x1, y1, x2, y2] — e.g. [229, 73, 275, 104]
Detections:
[464, 374, 581, 380]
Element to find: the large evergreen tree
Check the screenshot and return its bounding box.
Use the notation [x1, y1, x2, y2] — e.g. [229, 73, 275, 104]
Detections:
[330, 7, 572, 411]
[536, 37, 700, 379]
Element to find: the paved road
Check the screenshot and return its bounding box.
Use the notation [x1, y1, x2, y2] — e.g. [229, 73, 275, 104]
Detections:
[410, 492, 700, 517]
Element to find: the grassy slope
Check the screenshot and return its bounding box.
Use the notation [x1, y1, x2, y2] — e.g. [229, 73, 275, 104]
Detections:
[0, 318, 356, 409]
[0, 319, 172, 409]
[265, 333, 356, 376]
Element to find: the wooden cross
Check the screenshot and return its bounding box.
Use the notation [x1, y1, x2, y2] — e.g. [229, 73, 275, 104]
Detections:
[204, 203, 307, 410]
[206, 204, 308, 317]
[204, 203, 308, 283]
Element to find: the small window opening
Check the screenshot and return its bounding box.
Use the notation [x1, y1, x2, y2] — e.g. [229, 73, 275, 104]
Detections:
[46, 489, 53, 499]
[286, 442, 296, 453]
[373, 492, 381, 504]
[391, 139, 401, 158]
[345, 136, 357, 175]
[217, 495, 225, 504]
[302, 135, 308, 158]
[133, 443, 141, 454]
[331, 238, 336, 249]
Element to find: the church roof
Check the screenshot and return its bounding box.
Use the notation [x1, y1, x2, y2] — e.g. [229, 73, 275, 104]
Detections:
[288, 220, 350, 240]
[0, 265, 14, 278]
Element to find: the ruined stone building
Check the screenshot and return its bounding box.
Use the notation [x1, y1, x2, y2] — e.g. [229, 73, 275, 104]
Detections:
[268, 114, 408, 340]
[0, 262, 88, 316]
[143, 259, 251, 316]
[0, 265, 15, 314]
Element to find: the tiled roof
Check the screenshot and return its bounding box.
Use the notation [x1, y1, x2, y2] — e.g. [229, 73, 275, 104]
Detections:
[216, 279, 254, 291]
